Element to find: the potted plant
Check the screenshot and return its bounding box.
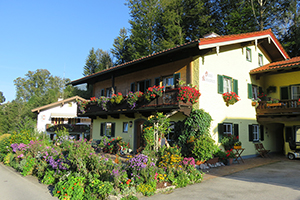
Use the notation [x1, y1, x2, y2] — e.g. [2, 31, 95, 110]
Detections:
[234, 141, 242, 149]
[222, 92, 240, 106]
[221, 135, 239, 150]
[226, 149, 236, 165]
[214, 149, 227, 164]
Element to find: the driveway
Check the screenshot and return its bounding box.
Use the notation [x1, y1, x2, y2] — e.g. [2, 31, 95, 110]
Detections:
[0, 163, 57, 200]
[140, 159, 300, 200]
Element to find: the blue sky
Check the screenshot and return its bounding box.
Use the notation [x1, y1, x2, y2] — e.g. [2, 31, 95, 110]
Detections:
[0, 1, 130, 102]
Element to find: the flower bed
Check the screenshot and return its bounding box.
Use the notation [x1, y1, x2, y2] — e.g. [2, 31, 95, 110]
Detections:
[0, 135, 203, 199]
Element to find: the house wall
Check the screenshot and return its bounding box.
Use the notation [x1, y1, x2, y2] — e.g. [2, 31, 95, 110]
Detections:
[197, 43, 272, 156]
[258, 71, 300, 155]
[93, 58, 192, 97]
[36, 101, 78, 132]
[259, 71, 300, 100]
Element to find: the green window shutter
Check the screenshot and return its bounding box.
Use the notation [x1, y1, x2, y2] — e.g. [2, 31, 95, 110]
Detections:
[130, 82, 135, 92]
[233, 79, 238, 95]
[154, 77, 160, 86]
[100, 123, 105, 136]
[260, 125, 264, 141]
[218, 123, 224, 143]
[100, 89, 105, 96]
[217, 75, 224, 94]
[111, 123, 115, 137]
[234, 124, 239, 138]
[280, 86, 289, 100]
[248, 84, 253, 99]
[145, 79, 151, 91]
[285, 126, 293, 142]
[173, 73, 181, 86]
[248, 125, 253, 142]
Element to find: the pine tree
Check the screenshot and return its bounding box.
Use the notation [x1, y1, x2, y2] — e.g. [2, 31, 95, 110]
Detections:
[83, 48, 99, 76]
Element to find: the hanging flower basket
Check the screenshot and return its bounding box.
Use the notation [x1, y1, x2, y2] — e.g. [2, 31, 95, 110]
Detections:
[222, 92, 240, 106]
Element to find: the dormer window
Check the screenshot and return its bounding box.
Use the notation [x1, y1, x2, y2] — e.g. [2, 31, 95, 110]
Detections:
[258, 53, 263, 66]
[246, 47, 252, 62]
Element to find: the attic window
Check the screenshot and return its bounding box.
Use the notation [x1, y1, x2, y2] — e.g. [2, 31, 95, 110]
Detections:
[258, 53, 263, 66]
[246, 47, 252, 62]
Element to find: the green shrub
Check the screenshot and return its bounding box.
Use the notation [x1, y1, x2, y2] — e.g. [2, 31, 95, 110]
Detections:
[137, 182, 156, 196]
[41, 169, 56, 185]
[21, 155, 36, 176]
[191, 135, 218, 161]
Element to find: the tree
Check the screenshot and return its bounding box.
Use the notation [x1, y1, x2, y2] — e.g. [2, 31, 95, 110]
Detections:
[127, 0, 161, 58]
[83, 48, 99, 76]
[111, 28, 136, 65]
[280, 0, 300, 57]
[95, 49, 113, 70]
[0, 92, 5, 104]
[83, 48, 113, 76]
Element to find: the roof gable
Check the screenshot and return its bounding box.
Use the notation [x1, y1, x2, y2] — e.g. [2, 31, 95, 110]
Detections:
[31, 96, 86, 113]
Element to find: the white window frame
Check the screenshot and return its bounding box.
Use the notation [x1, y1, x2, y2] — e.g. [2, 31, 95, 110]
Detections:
[163, 76, 174, 87]
[223, 77, 232, 93]
[246, 47, 252, 62]
[123, 122, 128, 133]
[223, 123, 232, 135]
[253, 124, 259, 141]
[291, 85, 300, 100]
[252, 85, 258, 100]
[258, 53, 263, 66]
[104, 122, 112, 137]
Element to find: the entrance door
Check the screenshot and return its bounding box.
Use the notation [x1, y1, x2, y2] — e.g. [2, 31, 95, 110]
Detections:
[135, 119, 145, 151]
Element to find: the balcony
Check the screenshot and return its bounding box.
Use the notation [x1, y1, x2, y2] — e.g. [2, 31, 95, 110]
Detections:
[46, 124, 90, 133]
[78, 89, 193, 118]
[256, 99, 300, 122]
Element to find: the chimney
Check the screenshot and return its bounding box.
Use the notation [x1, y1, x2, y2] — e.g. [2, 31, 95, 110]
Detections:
[203, 32, 220, 38]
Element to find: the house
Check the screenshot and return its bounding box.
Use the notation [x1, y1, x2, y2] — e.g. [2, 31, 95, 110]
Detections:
[250, 56, 300, 155]
[31, 96, 91, 140]
[70, 29, 291, 157]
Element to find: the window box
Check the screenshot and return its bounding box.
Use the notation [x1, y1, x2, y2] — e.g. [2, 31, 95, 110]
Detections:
[234, 145, 242, 149]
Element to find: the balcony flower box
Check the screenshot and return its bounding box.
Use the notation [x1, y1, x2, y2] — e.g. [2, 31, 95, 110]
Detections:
[266, 103, 282, 107]
[234, 145, 242, 149]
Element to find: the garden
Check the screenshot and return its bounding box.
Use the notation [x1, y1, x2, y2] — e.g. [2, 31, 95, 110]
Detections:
[0, 108, 240, 200]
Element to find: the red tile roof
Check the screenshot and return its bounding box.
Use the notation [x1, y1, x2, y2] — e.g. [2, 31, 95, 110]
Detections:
[71, 29, 289, 85]
[250, 56, 300, 74]
[199, 29, 289, 59]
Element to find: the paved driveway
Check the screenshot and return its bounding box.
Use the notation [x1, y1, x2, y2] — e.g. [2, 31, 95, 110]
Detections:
[0, 163, 57, 200]
[140, 159, 300, 200]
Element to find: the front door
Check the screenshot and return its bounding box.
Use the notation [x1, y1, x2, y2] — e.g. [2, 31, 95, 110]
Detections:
[135, 119, 145, 151]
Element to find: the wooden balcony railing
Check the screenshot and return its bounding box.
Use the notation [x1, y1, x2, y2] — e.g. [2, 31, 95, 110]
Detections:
[79, 89, 193, 117]
[256, 99, 300, 115]
[46, 124, 90, 133]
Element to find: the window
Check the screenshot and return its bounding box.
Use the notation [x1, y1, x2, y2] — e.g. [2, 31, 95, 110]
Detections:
[218, 123, 239, 142]
[223, 77, 232, 93]
[258, 53, 263, 66]
[100, 89, 105, 96]
[123, 122, 128, 133]
[246, 47, 252, 62]
[253, 125, 259, 141]
[218, 75, 238, 94]
[100, 122, 115, 138]
[163, 76, 174, 88]
[106, 88, 112, 97]
[291, 85, 300, 99]
[223, 123, 232, 135]
[249, 124, 263, 142]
